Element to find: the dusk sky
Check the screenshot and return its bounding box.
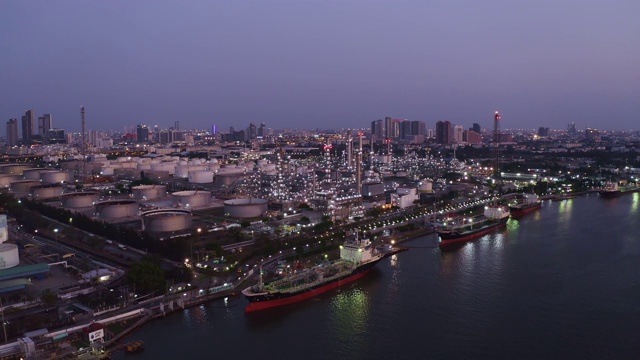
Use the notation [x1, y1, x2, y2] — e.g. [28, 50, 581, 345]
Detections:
[2, 1, 639, 134]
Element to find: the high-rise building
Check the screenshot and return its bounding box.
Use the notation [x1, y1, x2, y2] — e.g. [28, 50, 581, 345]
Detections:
[247, 123, 257, 140]
[38, 114, 52, 139]
[21, 110, 35, 143]
[463, 130, 482, 144]
[567, 122, 577, 136]
[472, 123, 481, 134]
[258, 123, 266, 137]
[538, 127, 550, 137]
[435, 121, 452, 145]
[371, 119, 384, 141]
[48, 128, 66, 144]
[585, 128, 599, 141]
[401, 120, 412, 139]
[411, 121, 425, 136]
[136, 124, 149, 143]
[453, 125, 464, 143]
[6, 119, 18, 147]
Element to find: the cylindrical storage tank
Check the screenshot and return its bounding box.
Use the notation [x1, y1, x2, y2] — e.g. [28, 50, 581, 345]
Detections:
[62, 192, 99, 208]
[215, 173, 244, 186]
[31, 184, 64, 200]
[137, 164, 152, 171]
[188, 170, 213, 184]
[223, 198, 268, 218]
[40, 171, 74, 184]
[0, 164, 32, 175]
[151, 162, 176, 175]
[116, 157, 132, 162]
[418, 179, 433, 193]
[10, 180, 41, 193]
[100, 166, 115, 176]
[95, 200, 139, 219]
[0, 214, 7, 244]
[209, 163, 221, 172]
[175, 165, 206, 178]
[142, 210, 192, 233]
[132, 185, 167, 200]
[0, 244, 19, 269]
[22, 168, 50, 180]
[137, 158, 152, 165]
[0, 175, 21, 188]
[172, 191, 211, 209]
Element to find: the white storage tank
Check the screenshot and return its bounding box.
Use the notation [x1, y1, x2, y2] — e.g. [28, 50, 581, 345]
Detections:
[31, 184, 64, 200]
[40, 171, 74, 184]
[62, 192, 100, 208]
[418, 179, 433, 193]
[151, 162, 176, 175]
[223, 198, 268, 218]
[101, 166, 115, 176]
[142, 209, 193, 233]
[132, 185, 167, 200]
[188, 170, 214, 184]
[10, 180, 41, 193]
[172, 191, 211, 209]
[175, 165, 206, 178]
[0, 175, 21, 188]
[95, 200, 139, 219]
[0, 243, 19, 269]
[0, 214, 7, 244]
[22, 168, 51, 180]
[137, 163, 152, 171]
[0, 164, 31, 175]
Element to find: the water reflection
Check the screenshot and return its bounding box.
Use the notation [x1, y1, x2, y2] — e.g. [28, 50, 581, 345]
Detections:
[630, 192, 639, 214]
[328, 289, 372, 357]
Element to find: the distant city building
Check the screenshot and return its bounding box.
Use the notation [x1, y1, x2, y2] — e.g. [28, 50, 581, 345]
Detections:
[472, 123, 481, 134]
[401, 120, 412, 139]
[567, 122, 577, 135]
[6, 118, 18, 147]
[21, 110, 35, 143]
[38, 114, 52, 140]
[585, 128, 599, 141]
[435, 121, 452, 145]
[247, 123, 257, 140]
[136, 124, 149, 143]
[538, 127, 550, 137]
[453, 125, 464, 143]
[411, 121, 425, 136]
[371, 119, 384, 141]
[48, 128, 66, 144]
[258, 123, 266, 137]
[463, 130, 482, 144]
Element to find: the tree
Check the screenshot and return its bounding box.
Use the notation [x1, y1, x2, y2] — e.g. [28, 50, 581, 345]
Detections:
[40, 289, 58, 307]
[127, 260, 166, 294]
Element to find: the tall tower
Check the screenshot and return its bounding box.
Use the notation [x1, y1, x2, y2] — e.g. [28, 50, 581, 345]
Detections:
[493, 111, 501, 178]
[356, 132, 363, 195]
[21, 110, 35, 143]
[81, 106, 86, 178]
[6, 119, 18, 147]
[346, 130, 352, 168]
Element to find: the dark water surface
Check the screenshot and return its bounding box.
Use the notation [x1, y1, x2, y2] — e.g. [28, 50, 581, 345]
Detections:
[115, 193, 640, 360]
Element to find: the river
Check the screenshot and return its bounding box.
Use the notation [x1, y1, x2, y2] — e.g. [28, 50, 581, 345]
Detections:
[114, 193, 640, 359]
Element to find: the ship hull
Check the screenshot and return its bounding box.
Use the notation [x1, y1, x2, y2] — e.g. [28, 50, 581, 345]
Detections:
[509, 202, 541, 218]
[437, 217, 509, 248]
[599, 188, 638, 198]
[244, 257, 382, 313]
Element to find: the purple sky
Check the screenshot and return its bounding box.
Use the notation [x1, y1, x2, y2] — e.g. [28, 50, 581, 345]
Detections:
[2, 0, 639, 134]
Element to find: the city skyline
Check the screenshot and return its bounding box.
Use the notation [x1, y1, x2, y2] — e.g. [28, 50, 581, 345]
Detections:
[2, 1, 639, 133]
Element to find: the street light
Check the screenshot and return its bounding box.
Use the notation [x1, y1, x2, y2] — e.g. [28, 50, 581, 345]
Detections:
[54, 228, 59, 244]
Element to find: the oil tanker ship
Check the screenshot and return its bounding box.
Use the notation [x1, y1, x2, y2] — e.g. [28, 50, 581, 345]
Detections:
[508, 194, 541, 218]
[599, 182, 639, 198]
[242, 232, 383, 313]
[437, 205, 510, 248]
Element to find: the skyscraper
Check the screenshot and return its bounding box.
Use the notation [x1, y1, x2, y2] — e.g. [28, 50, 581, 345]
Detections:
[6, 119, 18, 147]
[21, 110, 35, 143]
[472, 123, 481, 134]
[38, 114, 52, 141]
[453, 125, 464, 143]
[411, 121, 425, 136]
[371, 119, 384, 141]
[136, 124, 149, 143]
[435, 121, 452, 145]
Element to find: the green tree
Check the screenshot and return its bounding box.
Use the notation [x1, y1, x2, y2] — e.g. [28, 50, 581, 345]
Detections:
[127, 260, 166, 294]
[40, 289, 58, 306]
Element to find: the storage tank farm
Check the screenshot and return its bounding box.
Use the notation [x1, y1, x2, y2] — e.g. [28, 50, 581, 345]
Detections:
[172, 191, 211, 209]
[22, 168, 55, 180]
[0, 164, 32, 175]
[132, 185, 167, 200]
[223, 198, 268, 218]
[10, 180, 41, 195]
[40, 171, 74, 184]
[0, 244, 19, 269]
[0, 214, 7, 244]
[31, 184, 64, 200]
[62, 192, 100, 209]
[95, 200, 139, 219]
[0, 174, 21, 188]
[142, 209, 193, 233]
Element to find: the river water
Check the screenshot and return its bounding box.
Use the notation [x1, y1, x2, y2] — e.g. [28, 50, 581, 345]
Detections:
[114, 193, 640, 359]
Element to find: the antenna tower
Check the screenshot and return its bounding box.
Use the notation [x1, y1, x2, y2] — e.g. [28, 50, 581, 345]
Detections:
[81, 106, 86, 181]
[493, 111, 501, 179]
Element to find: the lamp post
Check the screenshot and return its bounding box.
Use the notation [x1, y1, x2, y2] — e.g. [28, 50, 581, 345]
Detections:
[54, 228, 59, 244]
